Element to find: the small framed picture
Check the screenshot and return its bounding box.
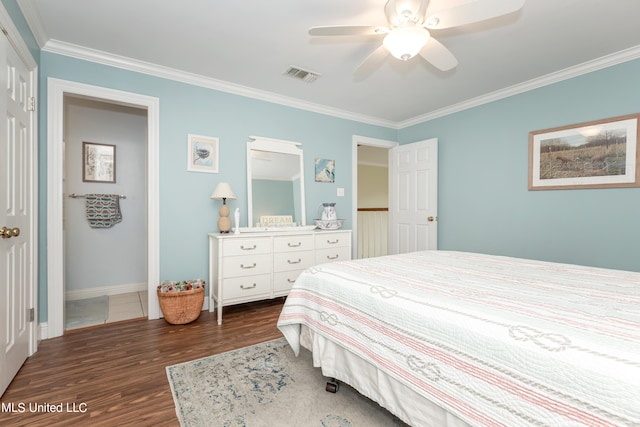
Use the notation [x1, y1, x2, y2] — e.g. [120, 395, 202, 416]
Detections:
[315, 158, 335, 183]
[83, 142, 116, 183]
[187, 134, 219, 173]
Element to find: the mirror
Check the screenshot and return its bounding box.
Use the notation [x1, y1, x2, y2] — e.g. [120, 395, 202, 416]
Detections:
[247, 137, 306, 228]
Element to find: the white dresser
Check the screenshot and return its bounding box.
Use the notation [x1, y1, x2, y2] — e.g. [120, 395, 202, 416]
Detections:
[209, 229, 351, 324]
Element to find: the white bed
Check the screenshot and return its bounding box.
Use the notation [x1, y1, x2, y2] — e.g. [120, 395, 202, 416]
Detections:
[277, 251, 640, 426]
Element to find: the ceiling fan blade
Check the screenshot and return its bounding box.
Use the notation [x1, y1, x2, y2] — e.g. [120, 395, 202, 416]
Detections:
[424, 0, 525, 30]
[419, 38, 458, 71]
[309, 25, 386, 37]
[354, 45, 389, 77]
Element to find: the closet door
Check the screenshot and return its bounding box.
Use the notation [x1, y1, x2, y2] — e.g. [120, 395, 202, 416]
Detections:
[0, 31, 35, 396]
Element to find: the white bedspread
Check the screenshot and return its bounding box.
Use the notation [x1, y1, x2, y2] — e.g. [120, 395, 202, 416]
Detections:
[277, 251, 640, 426]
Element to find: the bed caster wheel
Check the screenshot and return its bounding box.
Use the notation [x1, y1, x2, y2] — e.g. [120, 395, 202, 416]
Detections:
[325, 379, 339, 393]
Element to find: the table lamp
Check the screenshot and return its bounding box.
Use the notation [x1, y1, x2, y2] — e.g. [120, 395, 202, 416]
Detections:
[211, 182, 236, 233]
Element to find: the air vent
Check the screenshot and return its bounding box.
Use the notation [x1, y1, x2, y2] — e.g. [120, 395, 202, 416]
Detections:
[283, 66, 321, 83]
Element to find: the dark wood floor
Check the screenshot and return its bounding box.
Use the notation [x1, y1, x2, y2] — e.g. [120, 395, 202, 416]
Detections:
[0, 299, 286, 427]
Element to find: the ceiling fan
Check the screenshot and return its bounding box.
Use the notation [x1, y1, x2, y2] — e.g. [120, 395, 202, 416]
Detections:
[309, 0, 525, 76]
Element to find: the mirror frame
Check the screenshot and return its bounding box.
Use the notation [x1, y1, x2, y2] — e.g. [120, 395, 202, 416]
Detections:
[246, 136, 306, 227]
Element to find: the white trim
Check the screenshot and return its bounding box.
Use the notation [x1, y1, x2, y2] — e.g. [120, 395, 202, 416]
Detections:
[64, 282, 148, 301]
[351, 135, 397, 259]
[28, 65, 38, 354]
[399, 45, 640, 128]
[35, 39, 640, 131]
[0, 2, 37, 69]
[47, 78, 161, 339]
[38, 323, 48, 341]
[42, 39, 397, 129]
[248, 135, 303, 147]
[16, 0, 47, 49]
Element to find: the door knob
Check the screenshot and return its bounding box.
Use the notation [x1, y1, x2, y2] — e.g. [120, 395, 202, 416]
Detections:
[0, 226, 20, 239]
[427, 216, 437, 222]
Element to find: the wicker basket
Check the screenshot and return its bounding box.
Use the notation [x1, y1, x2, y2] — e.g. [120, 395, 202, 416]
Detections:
[157, 286, 205, 325]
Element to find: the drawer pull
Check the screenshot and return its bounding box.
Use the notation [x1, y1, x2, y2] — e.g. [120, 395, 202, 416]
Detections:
[240, 283, 257, 290]
[288, 258, 302, 264]
[326, 239, 339, 244]
[287, 278, 296, 283]
[240, 245, 257, 250]
[327, 254, 339, 260]
[287, 242, 302, 247]
[240, 263, 257, 269]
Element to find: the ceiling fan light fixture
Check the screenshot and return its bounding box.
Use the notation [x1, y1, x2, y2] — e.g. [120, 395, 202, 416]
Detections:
[424, 16, 439, 28]
[386, 0, 428, 26]
[383, 26, 430, 61]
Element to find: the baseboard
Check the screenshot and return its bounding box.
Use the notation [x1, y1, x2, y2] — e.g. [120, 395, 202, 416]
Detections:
[39, 322, 48, 340]
[65, 282, 148, 301]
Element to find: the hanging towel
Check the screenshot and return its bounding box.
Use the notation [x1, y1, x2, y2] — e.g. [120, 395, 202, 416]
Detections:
[85, 194, 122, 228]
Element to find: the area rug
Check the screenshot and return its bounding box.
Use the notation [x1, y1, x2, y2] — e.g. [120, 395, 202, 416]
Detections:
[64, 295, 109, 328]
[166, 338, 406, 426]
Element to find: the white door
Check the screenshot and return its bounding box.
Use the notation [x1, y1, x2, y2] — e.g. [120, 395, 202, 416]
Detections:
[389, 138, 438, 254]
[0, 32, 35, 396]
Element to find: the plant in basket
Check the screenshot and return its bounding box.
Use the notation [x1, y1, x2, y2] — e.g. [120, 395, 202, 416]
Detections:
[157, 279, 206, 324]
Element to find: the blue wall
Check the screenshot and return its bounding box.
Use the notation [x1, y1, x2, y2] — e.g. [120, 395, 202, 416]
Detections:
[400, 58, 640, 272]
[38, 52, 396, 321]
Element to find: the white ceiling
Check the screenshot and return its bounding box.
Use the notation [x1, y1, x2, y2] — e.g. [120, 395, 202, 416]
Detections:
[18, 0, 640, 127]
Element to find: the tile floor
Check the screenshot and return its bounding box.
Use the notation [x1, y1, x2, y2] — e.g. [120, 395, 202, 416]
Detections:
[107, 291, 148, 323]
[65, 291, 148, 330]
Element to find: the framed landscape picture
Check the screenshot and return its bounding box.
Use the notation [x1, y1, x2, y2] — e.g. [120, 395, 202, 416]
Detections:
[529, 114, 640, 190]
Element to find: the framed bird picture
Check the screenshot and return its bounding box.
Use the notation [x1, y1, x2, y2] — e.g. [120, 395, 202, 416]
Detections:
[187, 134, 219, 173]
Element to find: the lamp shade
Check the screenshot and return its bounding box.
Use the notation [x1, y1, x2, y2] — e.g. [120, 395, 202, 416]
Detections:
[210, 182, 237, 200]
[383, 26, 430, 61]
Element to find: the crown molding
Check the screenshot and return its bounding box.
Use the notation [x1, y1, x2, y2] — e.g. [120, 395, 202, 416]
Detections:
[42, 39, 398, 129]
[40, 38, 640, 131]
[398, 45, 640, 129]
[16, 0, 47, 48]
[0, 1, 37, 69]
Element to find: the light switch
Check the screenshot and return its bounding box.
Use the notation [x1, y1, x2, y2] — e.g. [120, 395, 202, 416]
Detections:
[337, 188, 345, 197]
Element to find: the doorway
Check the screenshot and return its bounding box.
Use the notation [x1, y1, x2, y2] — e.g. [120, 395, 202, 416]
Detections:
[351, 135, 397, 259]
[47, 79, 160, 339]
[356, 145, 390, 258]
[351, 136, 439, 258]
[63, 96, 148, 330]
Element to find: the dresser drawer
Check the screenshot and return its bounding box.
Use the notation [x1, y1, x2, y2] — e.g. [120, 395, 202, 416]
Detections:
[222, 237, 271, 256]
[273, 270, 304, 293]
[273, 250, 314, 272]
[315, 246, 351, 265]
[273, 234, 314, 252]
[223, 274, 271, 301]
[314, 232, 350, 249]
[222, 253, 272, 278]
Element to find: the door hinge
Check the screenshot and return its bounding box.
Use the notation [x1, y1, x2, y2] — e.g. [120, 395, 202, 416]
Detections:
[29, 308, 35, 322]
[28, 97, 36, 111]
